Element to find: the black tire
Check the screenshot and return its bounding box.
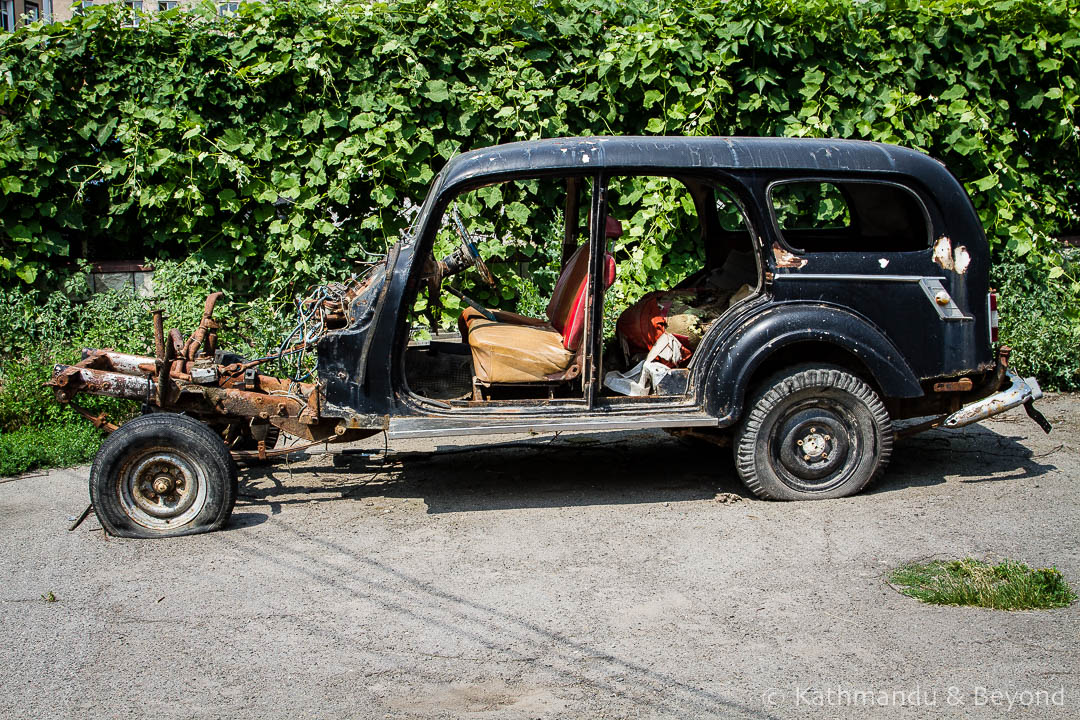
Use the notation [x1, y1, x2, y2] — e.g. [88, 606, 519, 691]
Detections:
[734, 364, 893, 500]
[89, 413, 238, 538]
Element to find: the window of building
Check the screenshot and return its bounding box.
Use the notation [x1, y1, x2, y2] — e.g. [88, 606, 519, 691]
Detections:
[770, 180, 930, 253]
[23, 1, 39, 21]
[158, 0, 178, 10]
[74, 0, 94, 16]
[1, 0, 13, 30]
[123, 0, 142, 26]
[218, 1, 238, 15]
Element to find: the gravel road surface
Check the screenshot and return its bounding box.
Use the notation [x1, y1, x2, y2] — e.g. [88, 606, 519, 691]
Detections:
[2, 395, 1078, 719]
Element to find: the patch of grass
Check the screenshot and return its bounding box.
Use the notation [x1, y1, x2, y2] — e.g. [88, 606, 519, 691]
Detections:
[0, 423, 103, 477]
[890, 558, 1077, 611]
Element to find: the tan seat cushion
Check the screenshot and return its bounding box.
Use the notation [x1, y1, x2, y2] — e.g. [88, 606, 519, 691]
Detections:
[467, 319, 574, 383]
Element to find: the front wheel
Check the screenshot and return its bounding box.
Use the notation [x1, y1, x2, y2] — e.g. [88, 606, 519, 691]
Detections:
[89, 413, 238, 538]
[734, 365, 892, 500]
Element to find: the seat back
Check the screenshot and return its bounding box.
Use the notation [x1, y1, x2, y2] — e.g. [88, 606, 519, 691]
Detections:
[546, 217, 623, 344]
[559, 253, 616, 351]
[545, 243, 591, 334]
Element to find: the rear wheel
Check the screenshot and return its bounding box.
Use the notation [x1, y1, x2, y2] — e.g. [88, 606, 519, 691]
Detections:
[734, 365, 892, 500]
[90, 413, 237, 538]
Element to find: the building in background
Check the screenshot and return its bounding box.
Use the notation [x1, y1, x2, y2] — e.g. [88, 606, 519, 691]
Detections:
[2, 0, 53, 29]
[2, 0, 240, 28]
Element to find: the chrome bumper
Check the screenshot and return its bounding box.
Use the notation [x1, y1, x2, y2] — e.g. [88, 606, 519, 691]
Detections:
[942, 371, 1044, 429]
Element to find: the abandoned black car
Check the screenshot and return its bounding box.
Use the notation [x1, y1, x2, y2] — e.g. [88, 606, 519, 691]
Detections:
[50, 136, 1050, 537]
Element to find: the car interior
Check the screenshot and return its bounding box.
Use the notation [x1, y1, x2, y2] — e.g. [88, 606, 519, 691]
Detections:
[403, 173, 761, 406]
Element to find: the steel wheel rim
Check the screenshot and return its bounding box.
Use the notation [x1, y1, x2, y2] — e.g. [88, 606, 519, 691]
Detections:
[116, 447, 208, 530]
[768, 399, 860, 493]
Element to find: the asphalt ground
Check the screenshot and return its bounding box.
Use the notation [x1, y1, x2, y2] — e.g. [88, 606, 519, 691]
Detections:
[1, 394, 1078, 719]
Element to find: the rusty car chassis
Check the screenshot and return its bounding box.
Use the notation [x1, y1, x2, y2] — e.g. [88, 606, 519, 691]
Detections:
[49, 137, 1051, 538]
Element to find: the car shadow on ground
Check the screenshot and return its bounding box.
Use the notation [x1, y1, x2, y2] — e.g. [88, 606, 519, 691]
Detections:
[234, 424, 1056, 515]
[874, 423, 1057, 495]
[236, 432, 736, 515]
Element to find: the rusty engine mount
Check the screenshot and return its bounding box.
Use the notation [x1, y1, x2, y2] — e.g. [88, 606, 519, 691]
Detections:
[47, 289, 377, 460]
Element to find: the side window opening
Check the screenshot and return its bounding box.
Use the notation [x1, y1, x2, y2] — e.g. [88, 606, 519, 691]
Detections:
[403, 174, 761, 406]
[771, 180, 930, 253]
[404, 175, 593, 403]
[772, 182, 852, 231]
[601, 176, 759, 399]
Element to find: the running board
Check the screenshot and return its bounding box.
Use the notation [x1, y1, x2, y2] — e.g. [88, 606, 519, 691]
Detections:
[388, 412, 719, 440]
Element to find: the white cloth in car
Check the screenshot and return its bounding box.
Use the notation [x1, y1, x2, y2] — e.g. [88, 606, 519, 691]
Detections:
[603, 333, 685, 396]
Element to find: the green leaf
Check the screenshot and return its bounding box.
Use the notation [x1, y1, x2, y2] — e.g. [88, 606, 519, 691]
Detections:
[301, 112, 321, 135]
[423, 80, 450, 103]
[939, 85, 966, 102]
[95, 117, 118, 145]
[505, 201, 529, 224]
[15, 262, 38, 283]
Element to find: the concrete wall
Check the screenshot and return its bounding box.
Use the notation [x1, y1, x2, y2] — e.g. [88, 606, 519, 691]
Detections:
[88, 262, 156, 297]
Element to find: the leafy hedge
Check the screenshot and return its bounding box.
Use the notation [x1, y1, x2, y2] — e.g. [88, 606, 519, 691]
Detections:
[1, 0, 1077, 287]
[0, 0, 1078, 402]
[0, 422, 103, 477]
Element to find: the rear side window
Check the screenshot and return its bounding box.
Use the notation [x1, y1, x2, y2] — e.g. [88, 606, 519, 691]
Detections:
[770, 180, 930, 253]
[772, 182, 851, 230]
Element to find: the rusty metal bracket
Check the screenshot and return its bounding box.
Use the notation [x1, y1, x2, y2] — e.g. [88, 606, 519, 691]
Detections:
[68, 504, 94, 531]
[1024, 400, 1052, 434]
[231, 439, 325, 461]
[932, 378, 973, 393]
[70, 402, 120, 433]
[183, 292, 224, 360]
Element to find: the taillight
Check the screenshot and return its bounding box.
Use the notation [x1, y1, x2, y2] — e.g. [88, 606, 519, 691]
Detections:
[988, 291, 999, 344]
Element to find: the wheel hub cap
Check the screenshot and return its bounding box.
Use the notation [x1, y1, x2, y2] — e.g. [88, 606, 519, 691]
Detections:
[125, 454, 199, 521]
[800, 431, 828, 458]
[773, 408, 854, 490]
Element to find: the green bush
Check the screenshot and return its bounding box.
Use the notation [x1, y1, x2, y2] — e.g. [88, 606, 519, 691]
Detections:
[0, 423, 103, 476]
[0, 0, 1076, 292]
[993, 258, 1080, 390]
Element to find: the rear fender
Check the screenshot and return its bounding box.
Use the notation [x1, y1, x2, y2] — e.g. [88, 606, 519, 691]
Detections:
[701, 303, 924, 423]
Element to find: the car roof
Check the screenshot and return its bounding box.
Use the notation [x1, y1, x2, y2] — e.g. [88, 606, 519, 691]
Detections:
[438, 136, 950, 190]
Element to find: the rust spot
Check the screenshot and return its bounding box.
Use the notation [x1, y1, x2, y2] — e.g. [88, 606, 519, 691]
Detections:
[933, 378, 973, 393]
[772, 242, 807, 269]
[953, 245, 970, 274]
[932, 235, 953, 271]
